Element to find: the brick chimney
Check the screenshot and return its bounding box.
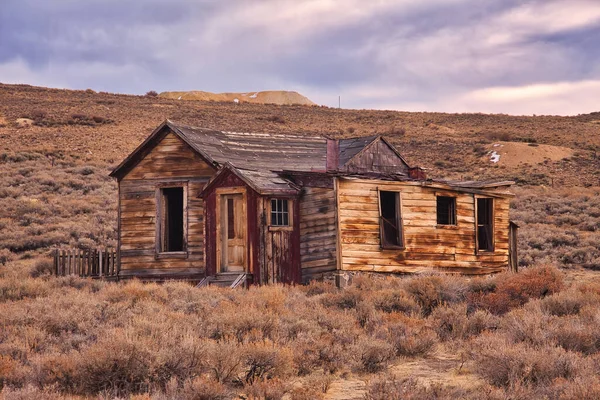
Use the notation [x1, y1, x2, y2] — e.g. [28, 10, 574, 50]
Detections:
[408, 166, 427, 180]
[326, 139, 339, 172]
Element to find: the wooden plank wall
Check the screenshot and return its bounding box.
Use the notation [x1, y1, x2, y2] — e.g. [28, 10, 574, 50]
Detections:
[299, 186, 338, 282]
[263, 199, 300, 284]
[119, 132, 214, 277]
[337, 179, 510, 274]
[343, 139, 408, 174]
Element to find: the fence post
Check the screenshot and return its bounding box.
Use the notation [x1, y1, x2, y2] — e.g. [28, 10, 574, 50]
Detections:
[98, 249, 103, 278]
[54, 249, 59, 276]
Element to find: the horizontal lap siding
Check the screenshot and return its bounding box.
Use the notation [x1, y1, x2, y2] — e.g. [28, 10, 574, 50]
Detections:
[338, 179, 510, 274]
[299, 186, 337, 281]
[119, 133, 214, 275]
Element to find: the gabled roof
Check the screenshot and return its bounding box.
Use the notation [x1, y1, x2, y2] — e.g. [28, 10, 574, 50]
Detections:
[338, 135, 379, 166]
[171, 122, 327, 172]
[110, 120, 416, 180]
[110, 120, 330, 179]
[200, 163, 300, 197]
[338, 135, 410, 169]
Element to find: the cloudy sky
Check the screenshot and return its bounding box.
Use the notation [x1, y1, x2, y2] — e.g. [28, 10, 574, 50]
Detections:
[1, 0, 599, 115]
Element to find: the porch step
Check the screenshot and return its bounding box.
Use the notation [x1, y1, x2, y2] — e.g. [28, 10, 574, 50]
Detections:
[196, 273, 250, 288]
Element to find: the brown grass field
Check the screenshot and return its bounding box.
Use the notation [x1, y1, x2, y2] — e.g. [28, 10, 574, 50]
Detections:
[0, 83, 600, 399]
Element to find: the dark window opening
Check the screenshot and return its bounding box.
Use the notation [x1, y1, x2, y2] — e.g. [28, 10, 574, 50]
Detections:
[227, 198, 235, 239]
[271, 199, 289, 226]
[161, 187, 184, 252]
[437, 196, 457, 225]
[477, 198, 494, 252]
[379, 191, 403, 247]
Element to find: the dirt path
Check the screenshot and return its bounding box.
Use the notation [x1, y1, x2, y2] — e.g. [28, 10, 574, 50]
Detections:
[324, 346, 483, 399]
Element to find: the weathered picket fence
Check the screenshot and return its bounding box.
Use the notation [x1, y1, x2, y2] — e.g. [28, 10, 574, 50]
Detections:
[53, 248, 118, 279]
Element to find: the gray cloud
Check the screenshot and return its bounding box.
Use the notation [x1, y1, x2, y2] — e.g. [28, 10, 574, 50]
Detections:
[0, 0, 598, 115]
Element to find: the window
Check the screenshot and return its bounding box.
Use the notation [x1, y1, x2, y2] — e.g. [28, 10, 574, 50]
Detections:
[437, 196, 457, 225]
[379, 191, 403, 248]
[158, 186, 186, 253]
[477, 198, 494, 252]
[270, 198, 290, 226]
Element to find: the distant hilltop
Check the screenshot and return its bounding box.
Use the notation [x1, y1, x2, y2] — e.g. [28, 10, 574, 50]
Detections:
[158, 90, 316, 106]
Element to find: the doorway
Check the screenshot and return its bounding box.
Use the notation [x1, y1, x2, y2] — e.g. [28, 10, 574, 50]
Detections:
[219, 193, 246, 272]
[477, 198, 494, 252]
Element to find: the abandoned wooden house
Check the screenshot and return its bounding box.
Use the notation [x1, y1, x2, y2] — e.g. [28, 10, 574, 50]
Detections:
[109, 120, 516, 286]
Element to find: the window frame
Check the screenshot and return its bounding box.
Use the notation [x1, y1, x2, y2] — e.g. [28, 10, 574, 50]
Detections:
[436, 195, 458, 227]
[155, 181, 188, 259]
[475, 196, 495, 253]
[377, 189, 405, 249]
[268, 198, 294, 231]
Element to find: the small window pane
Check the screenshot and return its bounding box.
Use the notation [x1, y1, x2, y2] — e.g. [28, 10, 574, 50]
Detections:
[437, 196, 456, 225]
[270, 198, 290, 226]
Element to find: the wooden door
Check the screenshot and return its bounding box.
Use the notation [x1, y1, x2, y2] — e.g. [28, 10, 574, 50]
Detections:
[220, 194, 246, 272]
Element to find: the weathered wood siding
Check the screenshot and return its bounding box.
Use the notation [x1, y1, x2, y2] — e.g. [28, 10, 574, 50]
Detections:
[119, 132, 214, 277]
[337, 179, 510, 274]
[299, 186, 338, 282]
[260, 198, 301, 284]
[343, 139, 408, 174]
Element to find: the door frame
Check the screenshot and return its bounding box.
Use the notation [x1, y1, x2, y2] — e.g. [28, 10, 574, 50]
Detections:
[215, 187, 247, 273]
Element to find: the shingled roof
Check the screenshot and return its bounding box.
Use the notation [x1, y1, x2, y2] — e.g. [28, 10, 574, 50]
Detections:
[110, 120, 331, 179]
[338, 135, 379, 166]
[200, 163, 300, 196]
[170, 122, 327, 172]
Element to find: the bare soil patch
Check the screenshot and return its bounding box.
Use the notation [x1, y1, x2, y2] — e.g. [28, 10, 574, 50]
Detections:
[485, 141, 574, 167]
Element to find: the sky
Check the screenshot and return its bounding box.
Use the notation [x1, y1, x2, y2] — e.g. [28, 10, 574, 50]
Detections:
[0, 0, 599, 115]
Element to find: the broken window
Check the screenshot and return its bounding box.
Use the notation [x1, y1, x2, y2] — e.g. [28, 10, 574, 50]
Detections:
[437, 196, 457, 225]
[477, 198, 494, 252]
[379, 191, 403, 248]
[270, 198, 290, 226]
[159, 187, 185, 252]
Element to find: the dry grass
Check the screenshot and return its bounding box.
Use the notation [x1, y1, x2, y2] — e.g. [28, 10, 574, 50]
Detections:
[1, 262, 599, 398]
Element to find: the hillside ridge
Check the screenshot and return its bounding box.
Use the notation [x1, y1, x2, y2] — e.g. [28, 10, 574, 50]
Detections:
[158, 89, 316, 106]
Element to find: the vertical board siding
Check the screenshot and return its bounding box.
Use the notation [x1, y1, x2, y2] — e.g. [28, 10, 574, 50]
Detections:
[54, 248, 118, 278]
[343, 139, 408, 174]
[337, 179, 511, 274]
[299, 186, 337, 282]
[119, 132, 214, 276]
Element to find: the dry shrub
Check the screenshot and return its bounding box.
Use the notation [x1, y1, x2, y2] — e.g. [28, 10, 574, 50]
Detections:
[75, 332, 153, 395]
[179, 375, 230, 400]
[242, 344, 293, 384]
[364, 375, 471, 400]
[0, 385, 65, 400]
[466, 309, 499, 337]
[387, 321, 436, 357]
[243, 378, 290, 400]
[430, 303, 468, 341]
[372, 289, 420, 315]
[548, 316, 600, 355]
[320, 288, 363, 309]
[0, 249, 14, 266]
[289, 372, 331, 400]
[30, 258, 54, 278]
[540, 288, 593, 316]
[351, 337, 394, 373]
[205, 341, 242, 384]
[499, 304, 551, 346]
[301, 280, 336, 296]
[474, 334, 580, 388]
[470, 266, 563, 315]
[293, 336, 345, 375]
[404, 275, 468, 316]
